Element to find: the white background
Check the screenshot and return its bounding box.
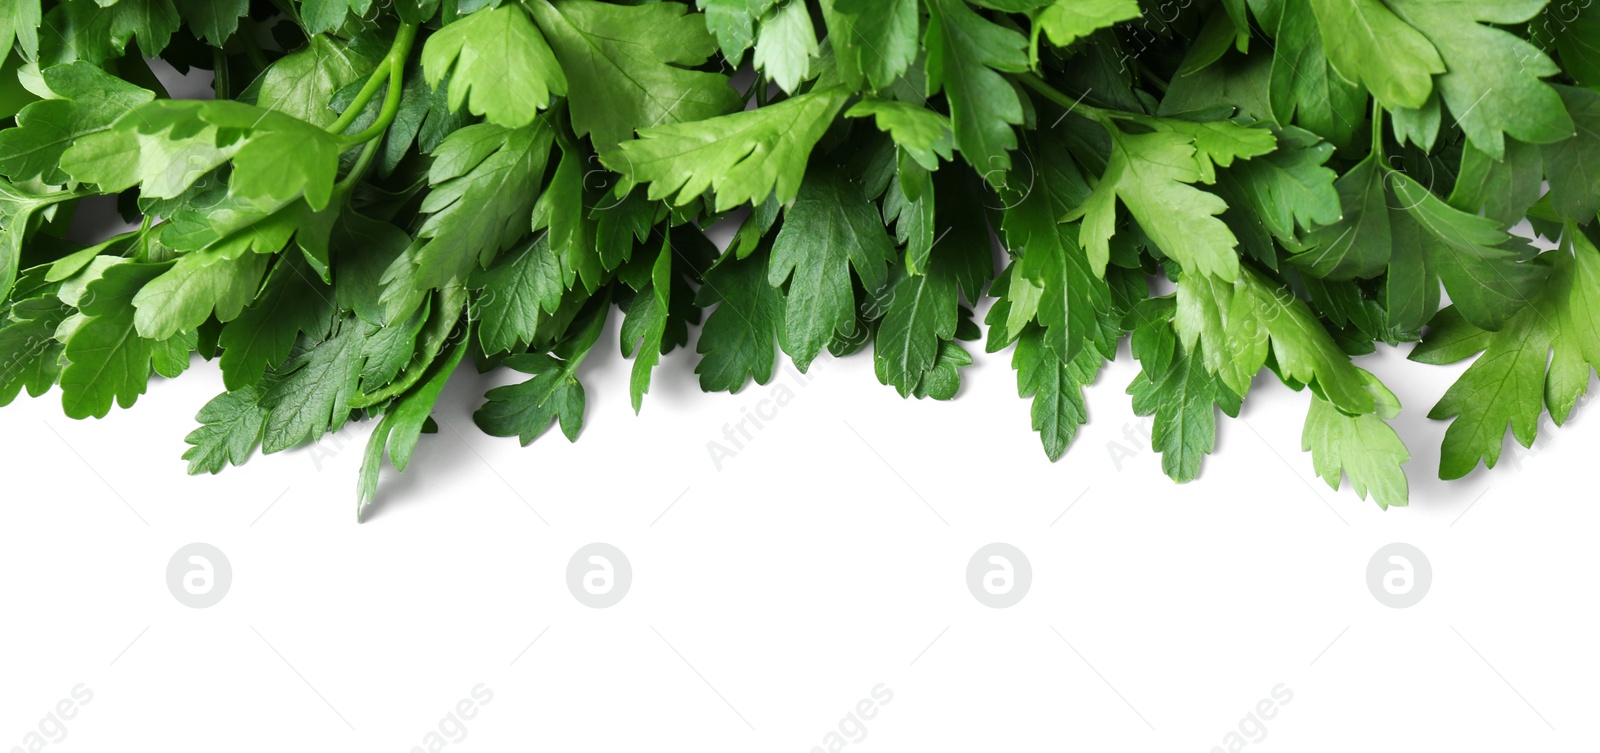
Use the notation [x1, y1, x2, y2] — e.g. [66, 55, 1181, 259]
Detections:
[4, 61, 1598, 753]
[3, 306, 1599, 752]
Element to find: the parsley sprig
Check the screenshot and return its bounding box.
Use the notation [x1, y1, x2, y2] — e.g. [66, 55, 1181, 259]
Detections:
[2, 0, 1599, 518]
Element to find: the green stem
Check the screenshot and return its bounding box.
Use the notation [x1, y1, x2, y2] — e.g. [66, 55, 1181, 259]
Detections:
[336, 137, 383, 195]
[1015, 72, 1111, 124]
[212, 48, 231, 100]
[326, 57, 394, 135]
[333, 23, 418, 144]
[1370, 103, 1386, 161]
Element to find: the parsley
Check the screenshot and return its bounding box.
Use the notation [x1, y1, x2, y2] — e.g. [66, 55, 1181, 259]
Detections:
[4, 0, 1599, 517]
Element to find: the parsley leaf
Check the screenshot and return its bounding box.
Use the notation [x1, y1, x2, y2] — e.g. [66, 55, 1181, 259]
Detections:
[1, 179, 84, 305]
[924, 0, 1029, 188]
[59, 261, 171, 419]
[412, 121, 555, 289]
[1175, 268, 1378, 415]
[1308, 0, 1443, 110]
[258, 36, 374, 129]
[422, 3, 566, 128]
[299, 0, 374, 35]
[1542, 85, 1600, 224]
[769, 163, 894, 370]
[846, 99, 954, 173]
[0, 295, 69, 407]
[621, 235, 672, 412]
[260, 314, 370, 453]
[218, 252, 336, 391]
[1035, 0, 1141, 49]
[827, 0, 919, 92]
[183, 385, 269, 475]
[605, 84, 851, 212]
[358, 338, 467, 517]
[1216, 126, 1341, 247]
[1012, 323, 1104, 461]
[696, 245, 785, 393]
[1388, 0, 1574, 159]
[1129, 341, 1242, 484]
[752, 0, 818, 94]
[472, 234, 563, 356]
[1073, 127, 1245, 281]
[1000, 132, 1110, 364]
[1269, 0, 1364, 149]
[1413, 227, 1600, 479]
[475, 297, 607, 445]
[1303, 384, 1410, 509]
[0, 62, 154, 184]
[696, 0, 774, 64]
[173, 0, 249, 46]
[527, 0, 741, 152]
[0, 0, 41, 63]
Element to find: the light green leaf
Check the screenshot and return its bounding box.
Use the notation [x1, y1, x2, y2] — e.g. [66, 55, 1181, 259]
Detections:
[412, 121, 556, 289]
[1036, 0, 1141, 48]
[752, 0, 818, 94]
[132, 246, 268, 340]
[422, 3, 566, 128]
[1073, 128, 1241, 281]
[1389, 0, 1574, 158]
[696, 0, 775, 63]
[299, 0, 374, 34]
[59, 262, 169, 419]
[0, 0, 42, 63]
[1303, 386, 1410, 509]
[845, 99, 953, 171]
[827, 0, 918, 91]
[1175, 267, 1378, 414]
[257, 35, 373, 129]
[0, 62, 155, 184]
[605, 85, 851, 212]
[1308, 0, 1442, 109]
[1417, 228, 1600, 479]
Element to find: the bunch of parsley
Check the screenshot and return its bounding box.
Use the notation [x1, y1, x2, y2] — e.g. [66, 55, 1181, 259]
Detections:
[1, 0, 1597, 517]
